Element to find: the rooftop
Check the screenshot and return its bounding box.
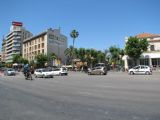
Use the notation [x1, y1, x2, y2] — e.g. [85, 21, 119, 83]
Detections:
[136, 33, 160, 39]
[23, 31, 47, 43]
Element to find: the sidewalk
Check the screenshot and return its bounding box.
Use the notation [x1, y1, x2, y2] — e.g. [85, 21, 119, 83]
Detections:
[0, 72, 4, 76]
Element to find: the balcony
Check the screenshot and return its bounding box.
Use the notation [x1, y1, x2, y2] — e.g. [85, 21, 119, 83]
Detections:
[12, 47, 20, 51]
[13, 44, 21, 47]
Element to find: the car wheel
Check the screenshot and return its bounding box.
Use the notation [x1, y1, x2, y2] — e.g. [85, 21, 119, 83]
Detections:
[130, 71, 134, 75]
[100, 72, 104, 75]
[145, 71, 150, 75]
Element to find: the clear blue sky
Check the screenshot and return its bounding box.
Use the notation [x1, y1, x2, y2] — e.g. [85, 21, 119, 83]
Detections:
[0, 0, 160, 51]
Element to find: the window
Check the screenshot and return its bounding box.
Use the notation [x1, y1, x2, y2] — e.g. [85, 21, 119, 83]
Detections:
[140, 59, 149, 65]
[42, 43, 44, 48]
[152, 58, 160, 67]
[42, 36, 44, 41]
[38, 44, 40, 49]
[42, 49, 44, 53]
[35, 45, 37, 50]
[150, 45, 155, 51]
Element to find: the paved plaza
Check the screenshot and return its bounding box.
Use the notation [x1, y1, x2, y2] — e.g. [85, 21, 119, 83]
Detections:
[0, 71, 160, 120]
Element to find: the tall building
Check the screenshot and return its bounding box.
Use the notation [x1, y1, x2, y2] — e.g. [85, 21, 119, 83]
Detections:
[123, 33, 160, 70]
[2, 22, 33, 63]
[23, 28, 67, 65]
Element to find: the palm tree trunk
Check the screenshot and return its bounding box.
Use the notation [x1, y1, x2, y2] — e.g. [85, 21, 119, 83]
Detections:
[72, 38, 75, 70]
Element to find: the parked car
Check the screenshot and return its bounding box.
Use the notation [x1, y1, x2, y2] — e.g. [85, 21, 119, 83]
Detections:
[4, 68, 16, 76]
[88, 66, 107, 75]
[128, 65, 152, 75]
[34, 68, 54, 78]
[51, 67, 68, 76]
[0, 67, 6, 72]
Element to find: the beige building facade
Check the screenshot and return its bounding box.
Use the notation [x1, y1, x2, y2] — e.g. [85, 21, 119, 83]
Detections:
[23, 28, 67, 65]
[123, 33, 160, 70]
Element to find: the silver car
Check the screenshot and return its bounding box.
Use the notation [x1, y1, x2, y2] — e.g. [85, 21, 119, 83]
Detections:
[128, 65, 152, 75]
[88, 66, 107, 75]
[4, 68, 16, 76]
[51, 67, 68, 76]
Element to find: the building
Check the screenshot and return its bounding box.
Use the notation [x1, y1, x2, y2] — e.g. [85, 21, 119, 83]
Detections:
[23, 28, 67, 65]
[123, 33, 160, 70]
[1, 22, 33, 63]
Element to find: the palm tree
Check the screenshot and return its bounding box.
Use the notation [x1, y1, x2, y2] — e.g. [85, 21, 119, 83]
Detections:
[109, 46, 121, 69]
[70, 29, 79, 50]
[70, 29, 79, 68]
[49, 53, 58, 66]
[64, 46, 74, 64]
[97, 51, 105, 63]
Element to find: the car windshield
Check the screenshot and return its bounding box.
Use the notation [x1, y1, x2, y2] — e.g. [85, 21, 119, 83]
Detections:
[8, 69, 14, 71]
[62, 67, 67, 70]
[53, 68, 60, 71]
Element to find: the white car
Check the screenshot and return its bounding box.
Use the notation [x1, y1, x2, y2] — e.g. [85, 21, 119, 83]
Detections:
[128, 65, 152, 75]
[34, 68, 54, 78]
[51, 67, 68, 76]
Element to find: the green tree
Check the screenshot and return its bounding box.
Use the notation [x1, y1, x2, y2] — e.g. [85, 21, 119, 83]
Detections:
[20, 58, 29, 64]
[109, 46, 121, 66]
[35, 54, 48, 68]
[70, 29, 79, 68]
[125, 37, 149, 65]
[12, 54, 21, 63]
[70, 29, 79, 50]
[49, 52, 58, 66]
[97, 51, 105, 63]
[64, 46, 74, 64]
[78, 48, 86, 64]
[84, 49, 96, 68]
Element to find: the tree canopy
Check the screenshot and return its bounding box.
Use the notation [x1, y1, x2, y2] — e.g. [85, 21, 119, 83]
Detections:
[35, 54, 48, 68]
[125, 37, 149, 60]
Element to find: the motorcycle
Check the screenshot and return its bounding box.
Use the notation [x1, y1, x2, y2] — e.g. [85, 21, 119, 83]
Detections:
[24, 70, 33, 80]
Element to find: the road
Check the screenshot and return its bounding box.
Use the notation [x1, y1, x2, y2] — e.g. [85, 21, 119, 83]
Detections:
[0, 71, 160, 120]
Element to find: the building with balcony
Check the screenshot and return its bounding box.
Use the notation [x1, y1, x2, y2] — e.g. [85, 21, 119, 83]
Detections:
[1, 22, 33, 63]
[123, 33, 160, 70]
[23, 28, 67, 65]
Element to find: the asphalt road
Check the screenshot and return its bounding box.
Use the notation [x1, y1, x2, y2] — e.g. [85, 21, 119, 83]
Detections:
[0, 71, 160, 120]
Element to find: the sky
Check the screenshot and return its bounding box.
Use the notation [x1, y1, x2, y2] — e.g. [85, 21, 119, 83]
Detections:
[0, 0, 160, 51]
